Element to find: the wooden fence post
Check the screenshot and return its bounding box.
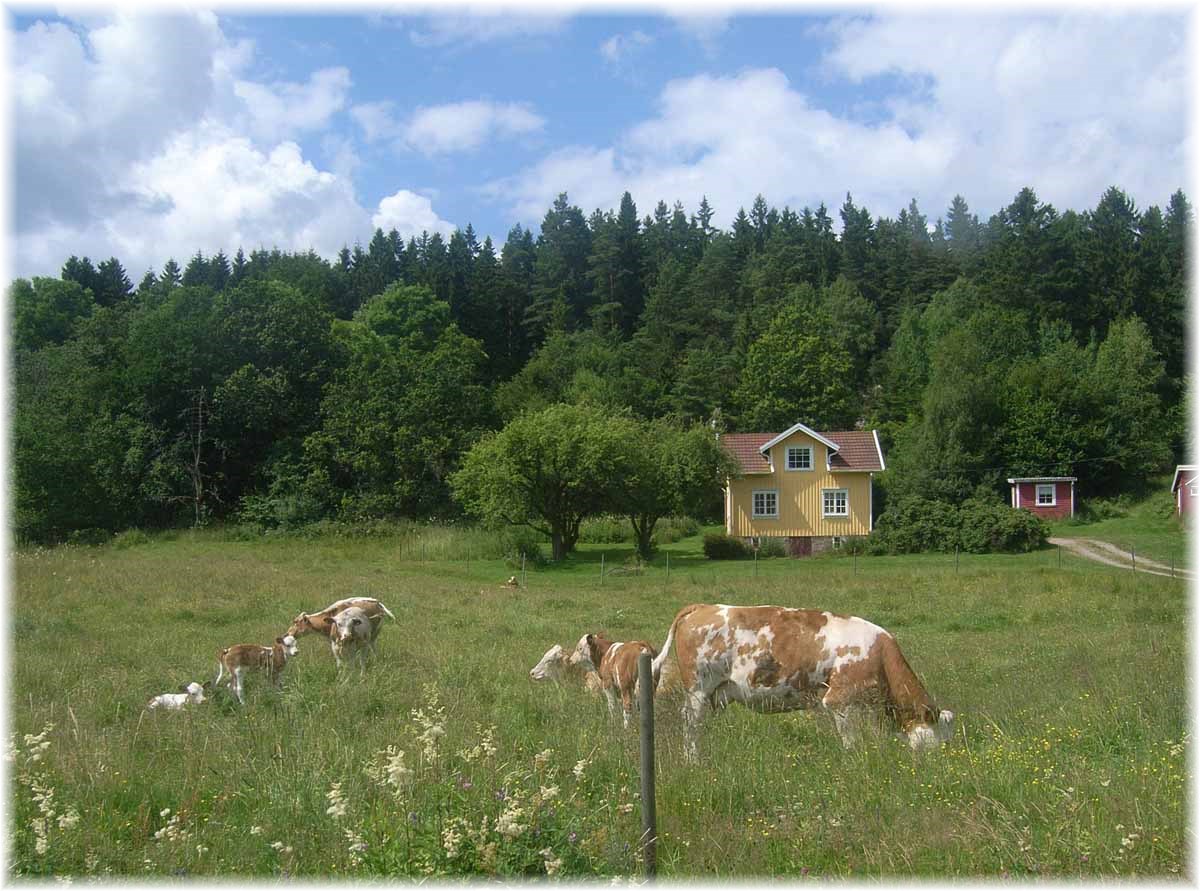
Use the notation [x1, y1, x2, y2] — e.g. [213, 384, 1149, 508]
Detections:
[638, 652, 657, 879]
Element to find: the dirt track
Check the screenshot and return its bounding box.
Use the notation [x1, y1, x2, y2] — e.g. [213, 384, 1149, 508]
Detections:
[1048, 537, 1193, 581]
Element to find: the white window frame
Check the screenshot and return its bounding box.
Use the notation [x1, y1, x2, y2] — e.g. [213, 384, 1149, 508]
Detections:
[752, 489, 779, 519]
[1036, 483, 1056, 506]
[785, 446, 813, 471]
[822, 488, 849, 518]
[1190, 487, 1198, 498]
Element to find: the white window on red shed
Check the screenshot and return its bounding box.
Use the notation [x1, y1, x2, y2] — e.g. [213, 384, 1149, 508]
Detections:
[1036, 484, 1056, 506]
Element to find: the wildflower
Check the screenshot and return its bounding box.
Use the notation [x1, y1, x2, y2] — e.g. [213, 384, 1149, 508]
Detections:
[573, 758, 590, 780]
[325, 782, 348, 820]
[617, 803, 634, 815]
[497, 803, 527, 838]
[195, 845, 208, 856]
[534, 748, 554, 769]
[57, 808, 80, 831]
[568, 832, 578, 844]
[541, 847, 564, 876]
[539, 785, 560, 803]
[442, 824, 464, 859]
[345, 827, 368, 865]
[249, 825, 263, 836]
[160, 808, 171, 818]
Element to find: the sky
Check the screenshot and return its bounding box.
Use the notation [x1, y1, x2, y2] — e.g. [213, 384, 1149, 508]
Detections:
[4, 3, 1194, 281]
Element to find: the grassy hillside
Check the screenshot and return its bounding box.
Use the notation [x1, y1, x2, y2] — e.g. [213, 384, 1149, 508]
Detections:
[9, 528, 1187, 878]
[1050, 479, 1188, 568]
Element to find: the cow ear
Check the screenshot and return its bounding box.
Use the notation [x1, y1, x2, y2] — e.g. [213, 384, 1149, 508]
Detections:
[178, 683, 190, 693]
[276, 637, 284, 645]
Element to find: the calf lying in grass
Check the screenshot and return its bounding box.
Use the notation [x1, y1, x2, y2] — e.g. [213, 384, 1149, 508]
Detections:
[215, 635, 299, 704]
[570, 633, 661, 729]
[147, 681, 210, 711]
[529, 644, 603, 694]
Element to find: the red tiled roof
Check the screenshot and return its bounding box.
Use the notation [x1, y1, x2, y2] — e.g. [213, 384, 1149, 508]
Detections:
[721, 429, 884, 475]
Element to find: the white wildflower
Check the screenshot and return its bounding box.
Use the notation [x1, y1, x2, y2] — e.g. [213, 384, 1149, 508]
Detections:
[195, 844, 208, 856]
[541, 846, 564, 876]
[442, 824, 464, 859]
[534, 748, 554, 769]
[249, 825, 263, 836]
[386, 748, 413, 789]
[344, 827, 368, 866]
[325, 782, 348, 820]
[540, 785, 560, 802]
[617, 802, 634, 815]
[57, 808, 80, 831]
[497, 803, 527, 839]
[573, 758, 590, 780]
[271, 841, 285, 852]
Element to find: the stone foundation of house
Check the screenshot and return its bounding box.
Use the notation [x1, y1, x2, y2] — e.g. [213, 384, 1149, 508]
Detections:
[744, 535, 861, 558]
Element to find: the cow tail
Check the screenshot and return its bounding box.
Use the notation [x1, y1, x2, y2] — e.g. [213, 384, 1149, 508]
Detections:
[377, 601, 396, 621]
[651, 603, 701, 688]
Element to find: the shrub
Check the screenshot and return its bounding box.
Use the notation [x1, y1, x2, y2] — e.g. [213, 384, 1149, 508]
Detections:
[578, 516, 630, 544]
[703, 533, 753, 560]
[236, 493, 324, 531]
[1078, 495, 1131, 521]
[65, 527, 109, 546]
[501, 527, 547, 568]
[110, 529, 151, 549]
[871, 495, 959, 554]
[958, 497, 1048, 553]
[657, 516, 700, 543]
[756, 536, 788, 558]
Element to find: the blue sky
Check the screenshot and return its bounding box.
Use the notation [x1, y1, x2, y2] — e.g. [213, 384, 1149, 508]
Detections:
[7, 5, 1192, 279]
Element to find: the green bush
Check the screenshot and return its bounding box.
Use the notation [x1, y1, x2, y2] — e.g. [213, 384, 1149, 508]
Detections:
[871, 495, 960, 554]
[501, 527, 547, 568]
[110, 529, 151, 549]
[236, 492, 324, 531]
[657, 516, 701, 543]
[958, 497, 1048, 553]
[756, 536, 788, 558]
[66, 527, 110, 546]
[578, 515, 630, 544]
[1078, 495, 1131, 521]
[703, 533, 753, 560]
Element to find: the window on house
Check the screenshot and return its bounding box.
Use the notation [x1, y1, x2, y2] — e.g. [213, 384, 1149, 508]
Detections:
[786, 446, 812, 470]
[822, 488, 848, 517]
[831, 536, 843, 550]
[1190, 487, 1198, 497]
[1036, 484, 1056, 506]
[752, 490, 779, 518]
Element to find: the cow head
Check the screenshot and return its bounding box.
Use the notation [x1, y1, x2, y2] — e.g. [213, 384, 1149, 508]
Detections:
[570, 634, 599, 673]
[286, 613, 312, 637]
[530, 645, 568, 681]
[906, 706, 955, 752]
[185, 682, 207, 703]
[277, 635, 299, 658]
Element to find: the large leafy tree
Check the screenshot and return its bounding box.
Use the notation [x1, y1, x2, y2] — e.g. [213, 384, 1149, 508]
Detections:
[11, 277, 94, 351]
[733, 298, 857, 431]
[450, 402, 628, 560]
[302, 284, 490, 519]
[608, 417, 739, 559]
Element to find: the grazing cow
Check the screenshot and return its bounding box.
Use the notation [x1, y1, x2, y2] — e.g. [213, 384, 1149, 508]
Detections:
[570, 633, 661, 729]
[147, 681, 210, 711]
[215, 635, 299, 704]
[529, 644, 604, 694]
[330, 606, 372, 674]
[287, 597, 395, 658]
[652, 603, 954, 760]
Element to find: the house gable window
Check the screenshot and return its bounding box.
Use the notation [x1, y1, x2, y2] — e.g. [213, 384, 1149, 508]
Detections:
[1036, 484, 1056, 506]
[752, 489, 779, 518]
[786, 446, 813, 471]
[822, 488, 849, 517]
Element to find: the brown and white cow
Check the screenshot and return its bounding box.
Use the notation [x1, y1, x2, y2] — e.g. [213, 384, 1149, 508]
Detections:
[570, 633, 661, 729]
[286, 597, 395, 658]
[651, 603, 954, 760]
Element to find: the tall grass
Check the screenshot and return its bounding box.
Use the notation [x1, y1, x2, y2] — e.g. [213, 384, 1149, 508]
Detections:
[9, 527, 1188, 878]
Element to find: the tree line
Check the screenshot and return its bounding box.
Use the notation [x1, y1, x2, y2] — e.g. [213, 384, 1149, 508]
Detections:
[12, 184, 1190, 546]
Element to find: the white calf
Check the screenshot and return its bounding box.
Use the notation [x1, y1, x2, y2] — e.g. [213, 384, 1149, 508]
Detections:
[529, 644, 603, 694]
[147, 681, 209, 711]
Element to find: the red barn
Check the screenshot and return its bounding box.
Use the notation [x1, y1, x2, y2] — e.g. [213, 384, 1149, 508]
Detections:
[1170, 465, 1199, 518]
[1007, 477, 1076, 520]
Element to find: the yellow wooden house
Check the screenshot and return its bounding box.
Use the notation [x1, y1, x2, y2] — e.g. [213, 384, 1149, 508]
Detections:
[721, 422, 885, 556]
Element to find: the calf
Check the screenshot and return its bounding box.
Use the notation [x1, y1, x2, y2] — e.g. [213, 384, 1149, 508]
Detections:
[653, 603, 955, 761]
[330, 606, 372, 674]
[215, 635, 299, 704]
[147, 681, 209, 711]
[287, 597, 395, 659]
[529, 644, 603, 695]
[570, 633, 661, 729]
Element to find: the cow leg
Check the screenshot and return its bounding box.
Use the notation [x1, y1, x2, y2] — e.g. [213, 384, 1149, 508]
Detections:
[621, 690, 634, 730]
[603, 688, 620, 722]
[330, 639, 343, 671]
[233, 669, 245, 705]
[822, 685, 864, 748]
[681, 689, 707, 763]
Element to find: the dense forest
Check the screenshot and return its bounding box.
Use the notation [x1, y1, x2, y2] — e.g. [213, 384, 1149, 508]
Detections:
[12, 184, 1190, 545]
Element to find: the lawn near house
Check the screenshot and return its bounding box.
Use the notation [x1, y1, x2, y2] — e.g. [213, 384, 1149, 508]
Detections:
[9, 525, 1188, 879]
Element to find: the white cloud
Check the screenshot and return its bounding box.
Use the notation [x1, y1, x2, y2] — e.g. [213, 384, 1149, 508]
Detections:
[350, 100, 400, 143]
[405, 12, 566, 47]
[403, 101, 544, 156]
[11, 12, 451, 278]
[372, 190, 457, 239]
[600, 30, 653, 66]
[489, 12, 1187, 234]
[231, 66, 353, 143]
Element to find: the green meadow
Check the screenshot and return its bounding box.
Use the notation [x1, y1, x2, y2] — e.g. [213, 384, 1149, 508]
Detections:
[9, 526, 1188, 879]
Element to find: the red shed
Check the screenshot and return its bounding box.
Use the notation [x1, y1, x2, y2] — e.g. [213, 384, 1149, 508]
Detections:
[1170, 465, 1199, 518]
[1007, 477, 1076, 520]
